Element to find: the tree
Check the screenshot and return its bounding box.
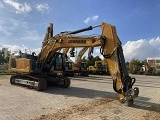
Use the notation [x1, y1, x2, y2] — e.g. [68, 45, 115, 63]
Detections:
[0, 50, 10, 64]
[129, 59, 143, 74]
[94, 56, 101, 61]
[0, 52, 5, 64]
[86, 55, 102, 67]
[129, 59, 143, 67]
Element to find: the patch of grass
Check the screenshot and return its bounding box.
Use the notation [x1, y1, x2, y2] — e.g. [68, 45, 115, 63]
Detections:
[0, 73, 15, 75]
[0, 64, 8, 70]
[0, 64, 15, 75]
[0, 70, 15, 75]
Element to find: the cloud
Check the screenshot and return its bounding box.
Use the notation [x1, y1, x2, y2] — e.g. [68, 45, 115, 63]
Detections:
[0, 25, 12, 35]
[84, 18, 90, 24]
[92, 37, 160, 62]
[0, 44, 27, 53]
[84, 15, 99, 24]
[123, 37, 160, 62]
[35, 3, 50, 14]
[0, 2, 4, 8]
[0, 17, 42, 53]
[2, 1, 51, 14]
[94, 47, 100, 53]
[3, 0, 32, 14]
[92, 15, 99, 21]
[19, 30, 43, 41]
[0, 17, 43, 52]
[0, 44, 41, 54]
[0, 44, 2, 48]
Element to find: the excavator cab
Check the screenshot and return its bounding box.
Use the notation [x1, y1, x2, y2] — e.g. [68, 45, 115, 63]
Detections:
[80, 62, 87, 71]
[64, 61, 75, 76]
[79, 62, 89, 76]
[53, 53, 63, 71]
[97, 61, 103, 70]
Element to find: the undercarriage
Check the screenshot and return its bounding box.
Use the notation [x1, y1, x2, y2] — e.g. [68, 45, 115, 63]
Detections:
[10, 74, 70, 91]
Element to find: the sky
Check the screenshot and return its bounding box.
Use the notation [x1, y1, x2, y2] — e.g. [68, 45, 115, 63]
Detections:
[0, 0, 160, 62]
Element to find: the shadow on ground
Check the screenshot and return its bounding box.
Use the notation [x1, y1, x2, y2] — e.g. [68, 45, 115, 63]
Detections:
[130, 96, 160, 112]
[44, 86, 117, 99]
[44, 86, 160, 112]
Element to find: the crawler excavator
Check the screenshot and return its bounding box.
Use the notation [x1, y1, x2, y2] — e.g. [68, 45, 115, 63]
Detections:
[88, 47, 109, 75]
[89, 60, 107, 75]
[62, 47, 75, 76]
[62, 47, 92, 76]
[71, 47, 91, 76]
[8, 22, 139, 105]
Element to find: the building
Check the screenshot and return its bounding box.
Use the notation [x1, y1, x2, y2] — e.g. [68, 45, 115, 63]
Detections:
[2, 48, 9, 58]
[147, 57, 160, 69]
[0, 48, 10, 59]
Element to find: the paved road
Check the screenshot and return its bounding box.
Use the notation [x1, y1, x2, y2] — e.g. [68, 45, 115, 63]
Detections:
[0, 75, 160, 120]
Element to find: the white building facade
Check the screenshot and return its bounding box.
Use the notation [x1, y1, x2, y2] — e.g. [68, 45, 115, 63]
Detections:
[147, 57, 160, 69]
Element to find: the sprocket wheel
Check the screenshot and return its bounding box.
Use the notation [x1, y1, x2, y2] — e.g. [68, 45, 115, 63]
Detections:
[35, 78, 47, 91]
[63, 77, 71, 88]
[10, 76, 15, 85]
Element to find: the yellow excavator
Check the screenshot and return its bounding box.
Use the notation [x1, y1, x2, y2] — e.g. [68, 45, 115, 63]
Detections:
[72, 47, 91, 76]
[8, 22, 139, 105]
[88, 60, 107, 75]
[62, 47, 92, 76]
[62, 47, 75, 76]
[87, 47, 109, 75]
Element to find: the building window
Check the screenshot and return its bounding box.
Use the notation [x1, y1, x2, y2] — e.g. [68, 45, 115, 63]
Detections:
[156, 60, 160, 63]
[148, 60, 155, 64]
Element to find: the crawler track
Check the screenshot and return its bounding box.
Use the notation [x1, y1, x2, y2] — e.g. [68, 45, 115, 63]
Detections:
[10, 74, 70, 91]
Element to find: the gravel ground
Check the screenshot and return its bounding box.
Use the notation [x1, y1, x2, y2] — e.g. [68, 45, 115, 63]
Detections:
[0, 74, 160, 120]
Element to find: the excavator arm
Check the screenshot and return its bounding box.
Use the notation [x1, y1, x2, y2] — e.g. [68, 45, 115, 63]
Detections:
[88, 47, 94, 59]
[75, 47, 89, 65]
[93, 23, 139, 105]
[62, 47, 75, 60]
[62, 48, 70, 60]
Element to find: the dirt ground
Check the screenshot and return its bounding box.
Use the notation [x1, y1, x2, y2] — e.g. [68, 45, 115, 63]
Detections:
[31, 97, 160, 120]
